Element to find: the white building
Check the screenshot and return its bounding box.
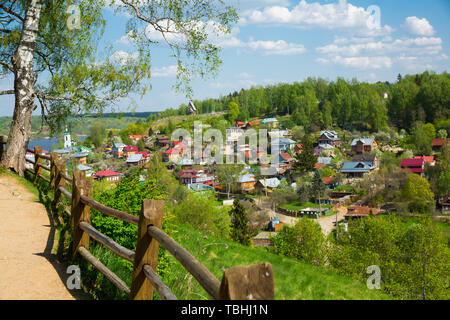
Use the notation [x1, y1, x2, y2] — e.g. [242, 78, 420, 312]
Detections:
[64, 127, 71, 149]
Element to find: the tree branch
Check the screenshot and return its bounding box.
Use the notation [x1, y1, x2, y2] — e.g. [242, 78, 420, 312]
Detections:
[0, 89, 14, 95]
[0, 4, 24, 23]
[0, 60, 13, 72]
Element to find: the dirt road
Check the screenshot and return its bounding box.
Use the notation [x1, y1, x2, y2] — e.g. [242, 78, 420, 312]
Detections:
[0, 174, 80, 300]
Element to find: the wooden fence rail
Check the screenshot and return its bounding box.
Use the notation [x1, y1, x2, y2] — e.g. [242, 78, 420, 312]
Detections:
[0, 141, 275, 300]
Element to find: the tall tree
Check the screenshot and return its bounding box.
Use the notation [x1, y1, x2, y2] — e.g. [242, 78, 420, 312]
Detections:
[229, 199, 251, 246]
[294, 134, 316, 173]
[0, 0, 237, 174]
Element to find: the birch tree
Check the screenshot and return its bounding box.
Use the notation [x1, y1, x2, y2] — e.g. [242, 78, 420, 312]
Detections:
[0, 0, 237, 174]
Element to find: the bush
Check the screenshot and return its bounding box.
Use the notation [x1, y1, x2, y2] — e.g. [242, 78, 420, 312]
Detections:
[271, 217, 327, 266]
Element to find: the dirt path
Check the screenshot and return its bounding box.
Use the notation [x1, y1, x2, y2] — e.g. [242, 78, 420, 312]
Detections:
[0, 174, 81, 300]
[265, 204, 347, 236]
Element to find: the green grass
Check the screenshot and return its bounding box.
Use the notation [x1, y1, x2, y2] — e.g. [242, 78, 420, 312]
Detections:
[280, 201, 331, 211]
[160, 221, 390, 300]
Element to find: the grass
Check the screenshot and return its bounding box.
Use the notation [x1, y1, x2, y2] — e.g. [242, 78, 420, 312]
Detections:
[160, 221, 390, 300]
[280, 201, 332, 211]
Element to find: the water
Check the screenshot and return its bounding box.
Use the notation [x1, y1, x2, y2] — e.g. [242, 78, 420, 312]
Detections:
[28, 135, 87, 152]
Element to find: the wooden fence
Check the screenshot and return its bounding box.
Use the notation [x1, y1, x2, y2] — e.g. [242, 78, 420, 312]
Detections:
[0, 139, 274, 300]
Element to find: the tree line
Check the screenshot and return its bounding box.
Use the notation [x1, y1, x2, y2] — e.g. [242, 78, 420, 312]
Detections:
[161, 71, 449, 133]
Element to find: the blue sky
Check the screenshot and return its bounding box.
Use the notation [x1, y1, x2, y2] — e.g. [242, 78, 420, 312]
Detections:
[0, 0, 449, 117]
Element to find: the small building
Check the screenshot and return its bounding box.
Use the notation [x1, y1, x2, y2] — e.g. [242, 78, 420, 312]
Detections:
[317, 157, 332, 166]
[345, 206, 380, 219]
[271, 138, 296, 153]
[163, 148, 180, 162]
[314, 143, 334, 156]
[112, 142, 126, 158]
[235, 121, 245, 128]
[352, 153, 379, 168]
[238, 174, 256, 193]
[77, 164, 93, 177]
[317, 130, 341, 146]
[341, 161, 376, 178]
[93, 170, 121, 182]
[400, 158, 425, 175]
[323, 177, 338, 189]
[351, 138, 378, 154]
[413, 156, 435, 166]
[71, 152, 88, 165]
[432, 138, 447, 153]
[261, 118, 278, 127]
[128, 135, 148, 142]
[257, 177, 280, 193]
[124, 145, 138, 158]
[187, 183, 214, 192]
[156, 136, 171, 148]
[126, 153, 144, 167]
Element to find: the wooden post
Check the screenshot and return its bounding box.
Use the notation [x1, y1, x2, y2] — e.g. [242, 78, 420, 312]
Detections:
[219, 263, 275, 300]
[34, 146, 42, 181]
[50, 152, 58, 188]
[53, 160, 66, 204]
[71, 170, 92, 259]
[130, 199, 164, 300]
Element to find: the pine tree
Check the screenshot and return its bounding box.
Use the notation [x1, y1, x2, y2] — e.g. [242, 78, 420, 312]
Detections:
[294, 135, 316, 173]
[229, 199, 252, 246]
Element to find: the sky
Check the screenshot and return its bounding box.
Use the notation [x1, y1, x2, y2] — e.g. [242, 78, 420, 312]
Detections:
[0, 0, 449, 117]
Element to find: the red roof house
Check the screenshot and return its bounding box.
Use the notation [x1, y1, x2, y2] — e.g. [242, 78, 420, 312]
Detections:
[432, 138, 447, 152]
[93, 170, 121, 182]
[414, 156, 435, 166]
[401, 158, 425, 174]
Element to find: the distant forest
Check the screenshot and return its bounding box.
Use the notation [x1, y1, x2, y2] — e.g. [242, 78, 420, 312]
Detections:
[158, 71, 450, 133]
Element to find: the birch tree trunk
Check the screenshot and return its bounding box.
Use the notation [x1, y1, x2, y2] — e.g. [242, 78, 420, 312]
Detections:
[1, 1, 43, 175]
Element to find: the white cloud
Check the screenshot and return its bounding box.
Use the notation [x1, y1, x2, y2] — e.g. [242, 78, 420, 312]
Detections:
[238, 72, 252, 78]
[317, 56, 392, 70]
[403, 16, 435, 36]
[152, 65, 178, 78]
[247, 39, 306, 55]
[110, 51, 139, 65]
[240, 0, 393, 36]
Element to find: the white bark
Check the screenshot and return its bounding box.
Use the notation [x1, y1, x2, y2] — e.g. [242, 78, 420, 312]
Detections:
[1, 0, 44, 175]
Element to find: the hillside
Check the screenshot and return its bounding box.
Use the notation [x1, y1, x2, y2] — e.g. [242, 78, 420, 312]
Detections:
[157, 221, 390, 300]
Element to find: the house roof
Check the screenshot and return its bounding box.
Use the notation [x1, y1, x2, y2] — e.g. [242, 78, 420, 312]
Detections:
[113, 142, 126, 148]
[95, 170, 120, 177]
[126, 154, 143, 163]
[414, 156, 435, 163]
[401, 158, 424, 167]
[164, 148, 179, 154]
[341, 162, 374, 173]
[272, 138, 295, 145]
[352, 154, 376, 162]
[261, 118, 278, 124]
[71, 152, 88, 158]
[77, 164, 92, 171]
[351, 138, 375, 146]
[258, 178, 280, 188]
[314, 162, 324, 169]
[187, 183, 213, 192]
[124, 145, 138, 152]
[238, 174, 255, 183]
[432, 138, 446, 147]
[323, 177, 336, 185]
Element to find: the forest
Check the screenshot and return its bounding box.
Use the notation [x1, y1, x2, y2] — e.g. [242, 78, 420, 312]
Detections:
[157, 71, 450, 133]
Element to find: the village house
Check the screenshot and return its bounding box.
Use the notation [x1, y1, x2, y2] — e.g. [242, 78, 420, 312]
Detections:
[323, 177, 339, 189]
[260, 118, 279, 128]
[126, 153, 145, 167]
[128, 135, 148, 142]
[345, 206, 381, 219]
[77, 164, 93, 177]
[235, 121, 245, 128]
[341, 161, 376, 178]
[352, 153, 379, 169]
[413, 155, 435, 166]
[351, 138, 378, 154]
[317, 130, 341, 147]
[400, 158, 425, 175]
[71, 152, 88, 165]
[314, 143, 334, 156]
[432, 138, 447, 153]
[156, 136, 171, 148]
[163, 148, 180, 162]
[271, 138, 296, 153]
[257, 177, 280, 193]
[112, 142, 126, 158]
[187, 183, 214, 192]
[238, 174, 256, 193]
[438, 196, 450, 214]
[93, 170, 121, 182]
[123, 145, 138, 158]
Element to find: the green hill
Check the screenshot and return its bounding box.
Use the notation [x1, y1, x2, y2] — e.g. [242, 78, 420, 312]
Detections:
[158, 221, 390, 300]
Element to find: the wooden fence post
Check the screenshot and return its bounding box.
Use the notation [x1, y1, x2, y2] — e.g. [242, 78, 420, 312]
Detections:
[50, 152, 58, 188]
[53, 160, 66, 205]
[71, 170, 92, 259]
[219, 262, 275, 300]
[130, 199, 164, 300]
[33, 146, 42, 181]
